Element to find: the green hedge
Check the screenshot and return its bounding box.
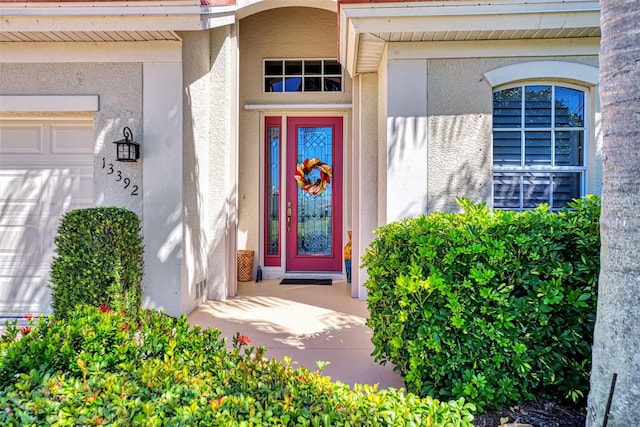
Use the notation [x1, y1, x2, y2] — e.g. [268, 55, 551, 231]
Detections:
[362, 197, 600, 411]
[1, 307, 475, 426]
[49, 207, 144, 320]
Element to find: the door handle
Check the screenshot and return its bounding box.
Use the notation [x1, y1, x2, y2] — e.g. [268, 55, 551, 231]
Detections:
[286, 201, 292, 232]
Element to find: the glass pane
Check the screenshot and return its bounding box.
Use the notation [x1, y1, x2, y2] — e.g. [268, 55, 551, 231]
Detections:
[285, 60, 303, 75]
[555, 131, 583, 166]
[324, 77, 342, 92]
[324, 60, 342, 75]
[265, 60, 283, 76]
[552, 172, 581, 209]
[555, 87, 584, 127]
[304, 60, 322, 75]
[265, 77, 283, 92]
[493, 173, 521, 210]
[297, 127, 333, 256]
[284, 77, 302, 92]
[493, 130, 522, 166]
[524, 131, 552, 166]
[523, 173, 551, 208]
[304, 77, 322, 92]
[493, 88, 522, 129]
[525, 85, 552, 127]
[266, 126, 280, 256]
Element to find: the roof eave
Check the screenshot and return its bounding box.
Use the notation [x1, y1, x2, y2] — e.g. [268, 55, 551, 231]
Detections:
[0, 1, 236, 32]
[338, 0, 601, 76]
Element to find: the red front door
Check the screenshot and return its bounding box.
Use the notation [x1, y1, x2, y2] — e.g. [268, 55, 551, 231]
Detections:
[285, 117, 343, 271]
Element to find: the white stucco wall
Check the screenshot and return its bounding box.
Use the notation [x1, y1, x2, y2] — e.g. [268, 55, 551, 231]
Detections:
[180, 26, 237, 303]
[386, 59, 429, 221]
[352, 72, 378, 299]
[181, 30, 211, 311]
[0, 62, 143, 217]
[238, 6, 352, 271]
[142, 62, 184, 317]
[377, 48, 389, 227]
[208, 26, 238, 300]
[0, 41, 195, 317]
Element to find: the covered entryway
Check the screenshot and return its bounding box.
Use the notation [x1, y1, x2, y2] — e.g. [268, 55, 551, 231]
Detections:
[0, 117, 94, 316]
[237, 2, 353, 285]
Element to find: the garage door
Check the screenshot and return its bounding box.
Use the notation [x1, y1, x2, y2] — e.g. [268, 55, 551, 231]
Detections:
[0, 118, 94, 317]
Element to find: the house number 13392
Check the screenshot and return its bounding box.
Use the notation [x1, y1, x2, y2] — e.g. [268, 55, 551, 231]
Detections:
[102, 157, 139, 196]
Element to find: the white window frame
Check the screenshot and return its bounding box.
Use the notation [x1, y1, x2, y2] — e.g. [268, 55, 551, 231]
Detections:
[485, 61, 599, 211]
[492, 81, 589, 211]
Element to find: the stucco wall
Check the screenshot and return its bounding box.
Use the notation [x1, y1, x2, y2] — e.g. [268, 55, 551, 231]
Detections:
[0, 62, 143, 216]
[238, 6, 351, 267]
[427, 55, 600, 212]
[181, 30, 212, 312]
[179, 26, 236, 305]
[0, 44, 190, 317]
[425, 57, 493, 213]
[377, 47, 388, 226]
[379, 53, 601, 218]
[208, 26, 238, 299]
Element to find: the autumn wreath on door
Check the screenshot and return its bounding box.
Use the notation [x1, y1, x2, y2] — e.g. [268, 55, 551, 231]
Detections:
[294, 158, 332, 196]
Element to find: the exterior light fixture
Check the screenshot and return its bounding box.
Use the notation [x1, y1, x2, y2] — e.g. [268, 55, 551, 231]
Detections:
[113, 127, 140, 162]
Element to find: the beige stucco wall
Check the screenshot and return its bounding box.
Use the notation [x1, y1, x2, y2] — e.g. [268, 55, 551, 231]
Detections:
[0, 62, 143, 216]
[376, 53, 600, 219]
[426, 55, 600, 212]
[425, 57, 493, 213]
[237, 6, 352, 269]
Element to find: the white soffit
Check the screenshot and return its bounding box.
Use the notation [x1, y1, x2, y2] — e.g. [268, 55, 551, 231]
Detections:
[339, 0, 601, 75]
[0, 1, 235, 35]
[0, 31, 182, 43]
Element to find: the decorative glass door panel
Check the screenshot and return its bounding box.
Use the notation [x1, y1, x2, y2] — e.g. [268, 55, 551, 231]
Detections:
[286, 117, 343, 271]
[264, 117, 281, 266]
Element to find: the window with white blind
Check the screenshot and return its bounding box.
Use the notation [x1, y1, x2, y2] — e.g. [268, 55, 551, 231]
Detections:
[492, 84, 586, 211]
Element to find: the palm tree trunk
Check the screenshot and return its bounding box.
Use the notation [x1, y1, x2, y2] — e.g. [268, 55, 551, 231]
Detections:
[587, 0, 640, 426]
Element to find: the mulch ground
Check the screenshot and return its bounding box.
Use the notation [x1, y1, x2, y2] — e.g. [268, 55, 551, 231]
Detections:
[472, 398, 586, 427]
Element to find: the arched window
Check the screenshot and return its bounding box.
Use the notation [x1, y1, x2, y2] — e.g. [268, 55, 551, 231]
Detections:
[492, 83, 587, 210]
[485, 61, 598, 211]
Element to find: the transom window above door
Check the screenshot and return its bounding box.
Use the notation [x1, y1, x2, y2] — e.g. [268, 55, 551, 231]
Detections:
[492, 84, 587, 211]
[264, 59, 342, 93]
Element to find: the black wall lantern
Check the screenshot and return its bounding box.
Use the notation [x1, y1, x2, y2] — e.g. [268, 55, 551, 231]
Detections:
[113, 127, 140, 162]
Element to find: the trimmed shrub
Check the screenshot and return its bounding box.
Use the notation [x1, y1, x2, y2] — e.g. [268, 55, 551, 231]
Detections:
[362, 196, 600, 411]
[0, 307, 475, 426]
[49, 207, 144, 320]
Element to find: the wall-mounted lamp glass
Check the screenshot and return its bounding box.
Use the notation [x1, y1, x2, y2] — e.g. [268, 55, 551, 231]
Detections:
[113, 127, 140, 162]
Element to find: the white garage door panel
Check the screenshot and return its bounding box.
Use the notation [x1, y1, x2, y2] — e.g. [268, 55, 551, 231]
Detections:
[0, 171, 43, 202]
[0, 277, 51, 317]
[0, 119, 94, 317]
[0, 125, 43, 155]
[51, 125, 94, 154]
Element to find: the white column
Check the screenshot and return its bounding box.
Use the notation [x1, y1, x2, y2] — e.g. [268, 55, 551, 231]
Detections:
[353, 73, 379, 300]
[142, 62, 184, 317]
[386, 60, 428, 222]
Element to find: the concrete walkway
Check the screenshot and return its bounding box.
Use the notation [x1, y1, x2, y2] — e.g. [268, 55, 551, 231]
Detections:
[187, 278, 405, 390]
